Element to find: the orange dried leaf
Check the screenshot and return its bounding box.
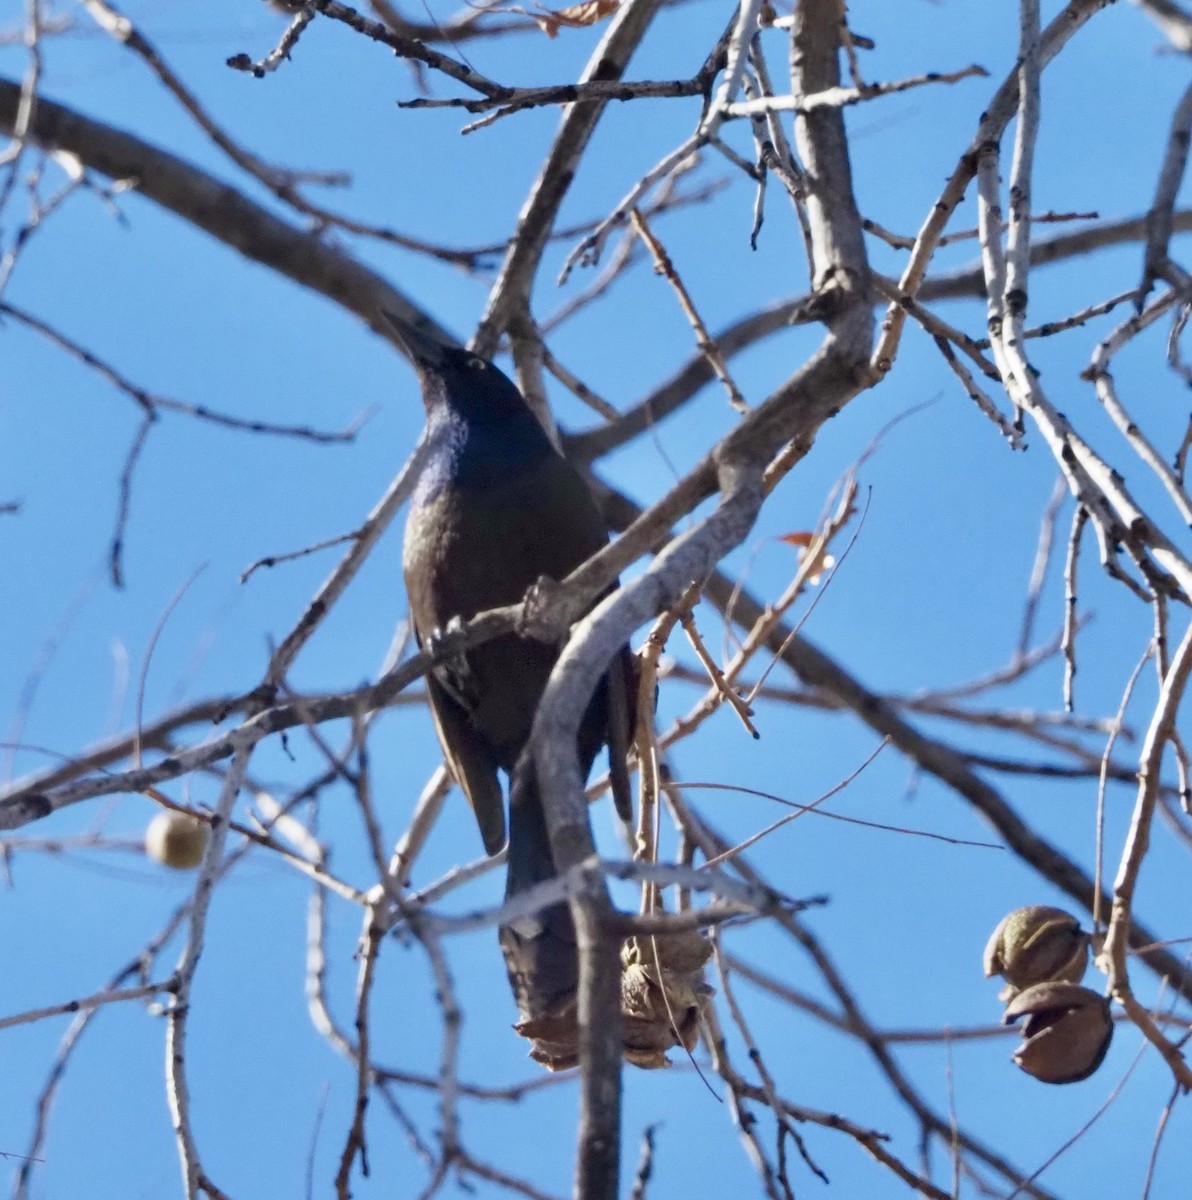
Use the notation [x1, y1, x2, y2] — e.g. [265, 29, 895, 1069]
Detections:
[778, 531, 834, 585]
[778, 531, 814, 548]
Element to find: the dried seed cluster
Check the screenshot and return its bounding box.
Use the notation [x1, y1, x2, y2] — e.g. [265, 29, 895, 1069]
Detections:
[983, 905, 1112, 1084]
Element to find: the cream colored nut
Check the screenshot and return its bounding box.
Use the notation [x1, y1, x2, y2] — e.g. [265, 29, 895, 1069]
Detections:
[145, 811, 210, 870]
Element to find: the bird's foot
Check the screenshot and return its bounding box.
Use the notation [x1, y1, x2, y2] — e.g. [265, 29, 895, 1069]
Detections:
[423, 615, 467, 659]
[517, 575, 573, 644]
[422, 617, 477, 704]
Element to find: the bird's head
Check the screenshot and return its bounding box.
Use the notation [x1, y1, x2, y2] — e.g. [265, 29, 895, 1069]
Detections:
[382, 311, 530, 425]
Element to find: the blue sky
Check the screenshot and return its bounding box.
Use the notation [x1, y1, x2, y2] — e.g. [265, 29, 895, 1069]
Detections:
[3, 1, 1192, 1197]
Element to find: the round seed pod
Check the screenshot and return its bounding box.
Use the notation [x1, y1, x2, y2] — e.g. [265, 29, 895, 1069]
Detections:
[145, 811, 210, 870]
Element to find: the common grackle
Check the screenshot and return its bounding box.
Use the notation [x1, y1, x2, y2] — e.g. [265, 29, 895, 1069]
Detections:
[390, 313, 634, 1066]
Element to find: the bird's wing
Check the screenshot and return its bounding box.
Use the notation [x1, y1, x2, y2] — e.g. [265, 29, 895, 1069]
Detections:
[423, 674, 507, 856]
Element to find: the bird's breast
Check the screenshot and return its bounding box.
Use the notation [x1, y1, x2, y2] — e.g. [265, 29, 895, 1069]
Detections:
[405, 472, 582, 624]
[402, 429, 612, 766]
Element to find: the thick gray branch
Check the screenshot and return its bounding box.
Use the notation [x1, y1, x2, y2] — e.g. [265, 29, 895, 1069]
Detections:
[0, 76, 450, 349]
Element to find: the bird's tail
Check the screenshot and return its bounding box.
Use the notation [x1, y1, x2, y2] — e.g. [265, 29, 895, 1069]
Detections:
[498, 765, 581, 1070]
[498, 656, 641, 1068]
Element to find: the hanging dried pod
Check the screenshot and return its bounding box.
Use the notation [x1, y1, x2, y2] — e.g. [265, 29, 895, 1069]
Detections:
[1002, 981, 1113, 1084]
[983, 905, 1090, 1000]
[620, 931, 714, 1069]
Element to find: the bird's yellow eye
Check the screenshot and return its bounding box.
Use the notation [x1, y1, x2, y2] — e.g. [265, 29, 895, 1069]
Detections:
[468, 356, 487, 370]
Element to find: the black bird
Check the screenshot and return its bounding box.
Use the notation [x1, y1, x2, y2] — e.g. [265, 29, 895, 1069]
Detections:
[390, 313, 634, 1065]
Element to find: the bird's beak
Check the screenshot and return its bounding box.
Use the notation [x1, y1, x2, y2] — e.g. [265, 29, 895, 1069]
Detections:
[381, 309, 452, 371]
